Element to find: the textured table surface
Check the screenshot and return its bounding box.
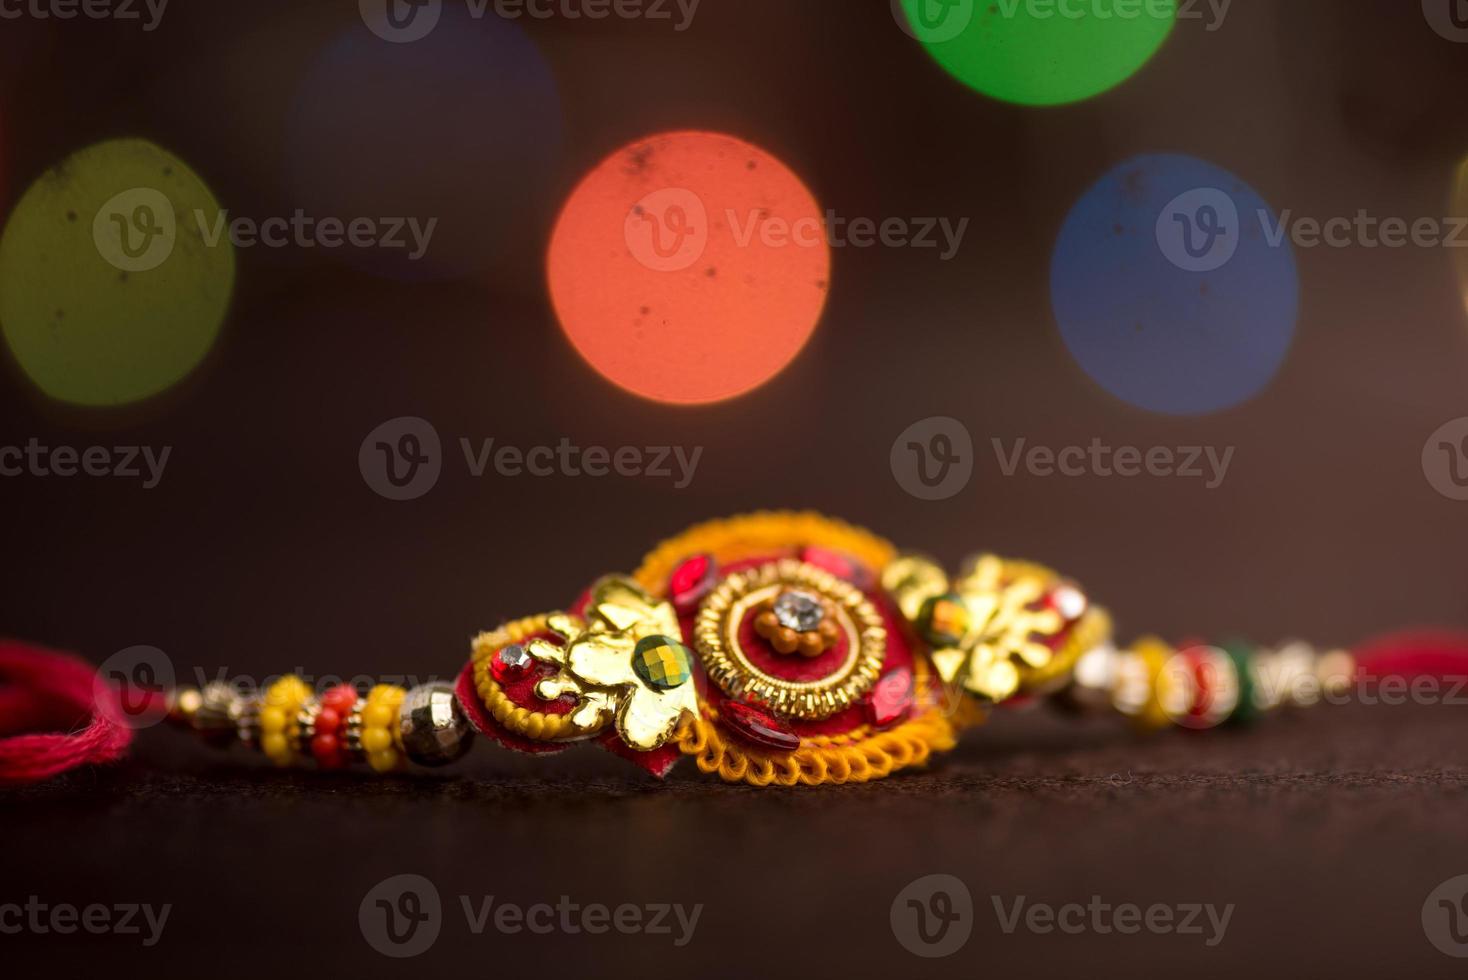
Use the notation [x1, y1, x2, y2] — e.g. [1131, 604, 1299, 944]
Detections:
[6, 699, 1468, 978]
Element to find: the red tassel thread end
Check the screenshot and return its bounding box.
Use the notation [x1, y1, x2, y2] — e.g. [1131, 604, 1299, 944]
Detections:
[0, 641, 136, 785]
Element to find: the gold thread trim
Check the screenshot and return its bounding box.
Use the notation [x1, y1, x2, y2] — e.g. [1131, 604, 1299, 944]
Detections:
[694, 559, 885, 720]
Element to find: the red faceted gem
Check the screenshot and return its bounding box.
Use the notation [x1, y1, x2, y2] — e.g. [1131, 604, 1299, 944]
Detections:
[800, 546, 872, 590]
[719, 699, 801, 753]
[866, 666, 914, 728]
[491, 644, 535, 685]
[669, 553, 718, 614]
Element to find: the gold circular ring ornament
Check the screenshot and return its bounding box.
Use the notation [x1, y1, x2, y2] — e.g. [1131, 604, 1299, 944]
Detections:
[694, 559, 886, 720]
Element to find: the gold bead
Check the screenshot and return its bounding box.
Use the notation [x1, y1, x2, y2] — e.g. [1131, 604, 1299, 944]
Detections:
[170, 687, 203, 723]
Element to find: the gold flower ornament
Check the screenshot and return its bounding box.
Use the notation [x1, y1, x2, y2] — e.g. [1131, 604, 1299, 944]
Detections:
[882, 553, 1102, 703]
[527, 576, 699, 752]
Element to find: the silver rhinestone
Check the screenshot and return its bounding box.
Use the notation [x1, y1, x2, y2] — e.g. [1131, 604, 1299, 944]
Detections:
[497, 644, 533, 672]
[773, 591, 825, 632]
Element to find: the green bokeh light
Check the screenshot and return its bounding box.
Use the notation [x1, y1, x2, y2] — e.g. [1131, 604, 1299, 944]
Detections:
[899, 0, 1176, 106]
[0, 139, 235, 407]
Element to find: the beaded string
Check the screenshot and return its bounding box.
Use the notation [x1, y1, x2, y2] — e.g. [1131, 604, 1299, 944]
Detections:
[1, 631, 1466, 784]
[171, 675, 470, 773]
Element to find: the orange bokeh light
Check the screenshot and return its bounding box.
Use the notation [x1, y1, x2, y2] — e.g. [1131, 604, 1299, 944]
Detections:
[547, 131, 831, 405]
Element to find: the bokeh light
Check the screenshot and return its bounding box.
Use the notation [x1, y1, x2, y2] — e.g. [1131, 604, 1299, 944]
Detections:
[288, 7, 561, 281]
[547, 131, 831, 406]
[1050, 153, 1299, 416]
[0, 139, 235, 407]
[896, 0, 1175, 106]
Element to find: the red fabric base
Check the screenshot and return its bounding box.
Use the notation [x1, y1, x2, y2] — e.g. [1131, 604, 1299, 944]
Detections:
[453, 660, 575, 756]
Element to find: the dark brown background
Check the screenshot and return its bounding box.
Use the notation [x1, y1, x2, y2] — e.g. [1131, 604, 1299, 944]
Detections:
[4, 1, 1468, 977]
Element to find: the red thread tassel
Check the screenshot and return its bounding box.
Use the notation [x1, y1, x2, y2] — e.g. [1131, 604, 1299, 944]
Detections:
[0, 640, 136, 785]
[1354, 629, 1468, 681]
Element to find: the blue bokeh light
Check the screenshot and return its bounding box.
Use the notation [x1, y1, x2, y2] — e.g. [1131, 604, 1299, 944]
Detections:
[1050, 154, 1300, 416]
[288, 7, 563, 281]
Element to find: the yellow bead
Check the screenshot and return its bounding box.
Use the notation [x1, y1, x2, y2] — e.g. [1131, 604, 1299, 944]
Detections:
[361, 727, 392, 753]
[259, 706, 286, 732]
[265, 676, 309, 710]
[261, 732, 289, 759]
[363, 704, 395, 728]
[369, 684, 406, 708]
[367, 750, 398, 773]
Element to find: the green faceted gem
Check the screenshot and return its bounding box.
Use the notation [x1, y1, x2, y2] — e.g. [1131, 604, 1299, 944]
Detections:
[632, 635, 694, 690]
[918, 593, 970, 648]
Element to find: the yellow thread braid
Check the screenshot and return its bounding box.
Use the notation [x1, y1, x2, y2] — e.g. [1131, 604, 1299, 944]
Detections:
[675, 707, 957, 787]
[676, 659, 958, 787]
[634, 511, 896, 595]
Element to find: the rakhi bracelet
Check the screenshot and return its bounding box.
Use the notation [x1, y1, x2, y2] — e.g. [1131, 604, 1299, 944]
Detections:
[0, 511, 1454, 788]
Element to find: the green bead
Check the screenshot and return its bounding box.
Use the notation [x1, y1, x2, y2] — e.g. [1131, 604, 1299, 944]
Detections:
[632, 635, 694, 690]
[1223, 640, 1259, 726]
